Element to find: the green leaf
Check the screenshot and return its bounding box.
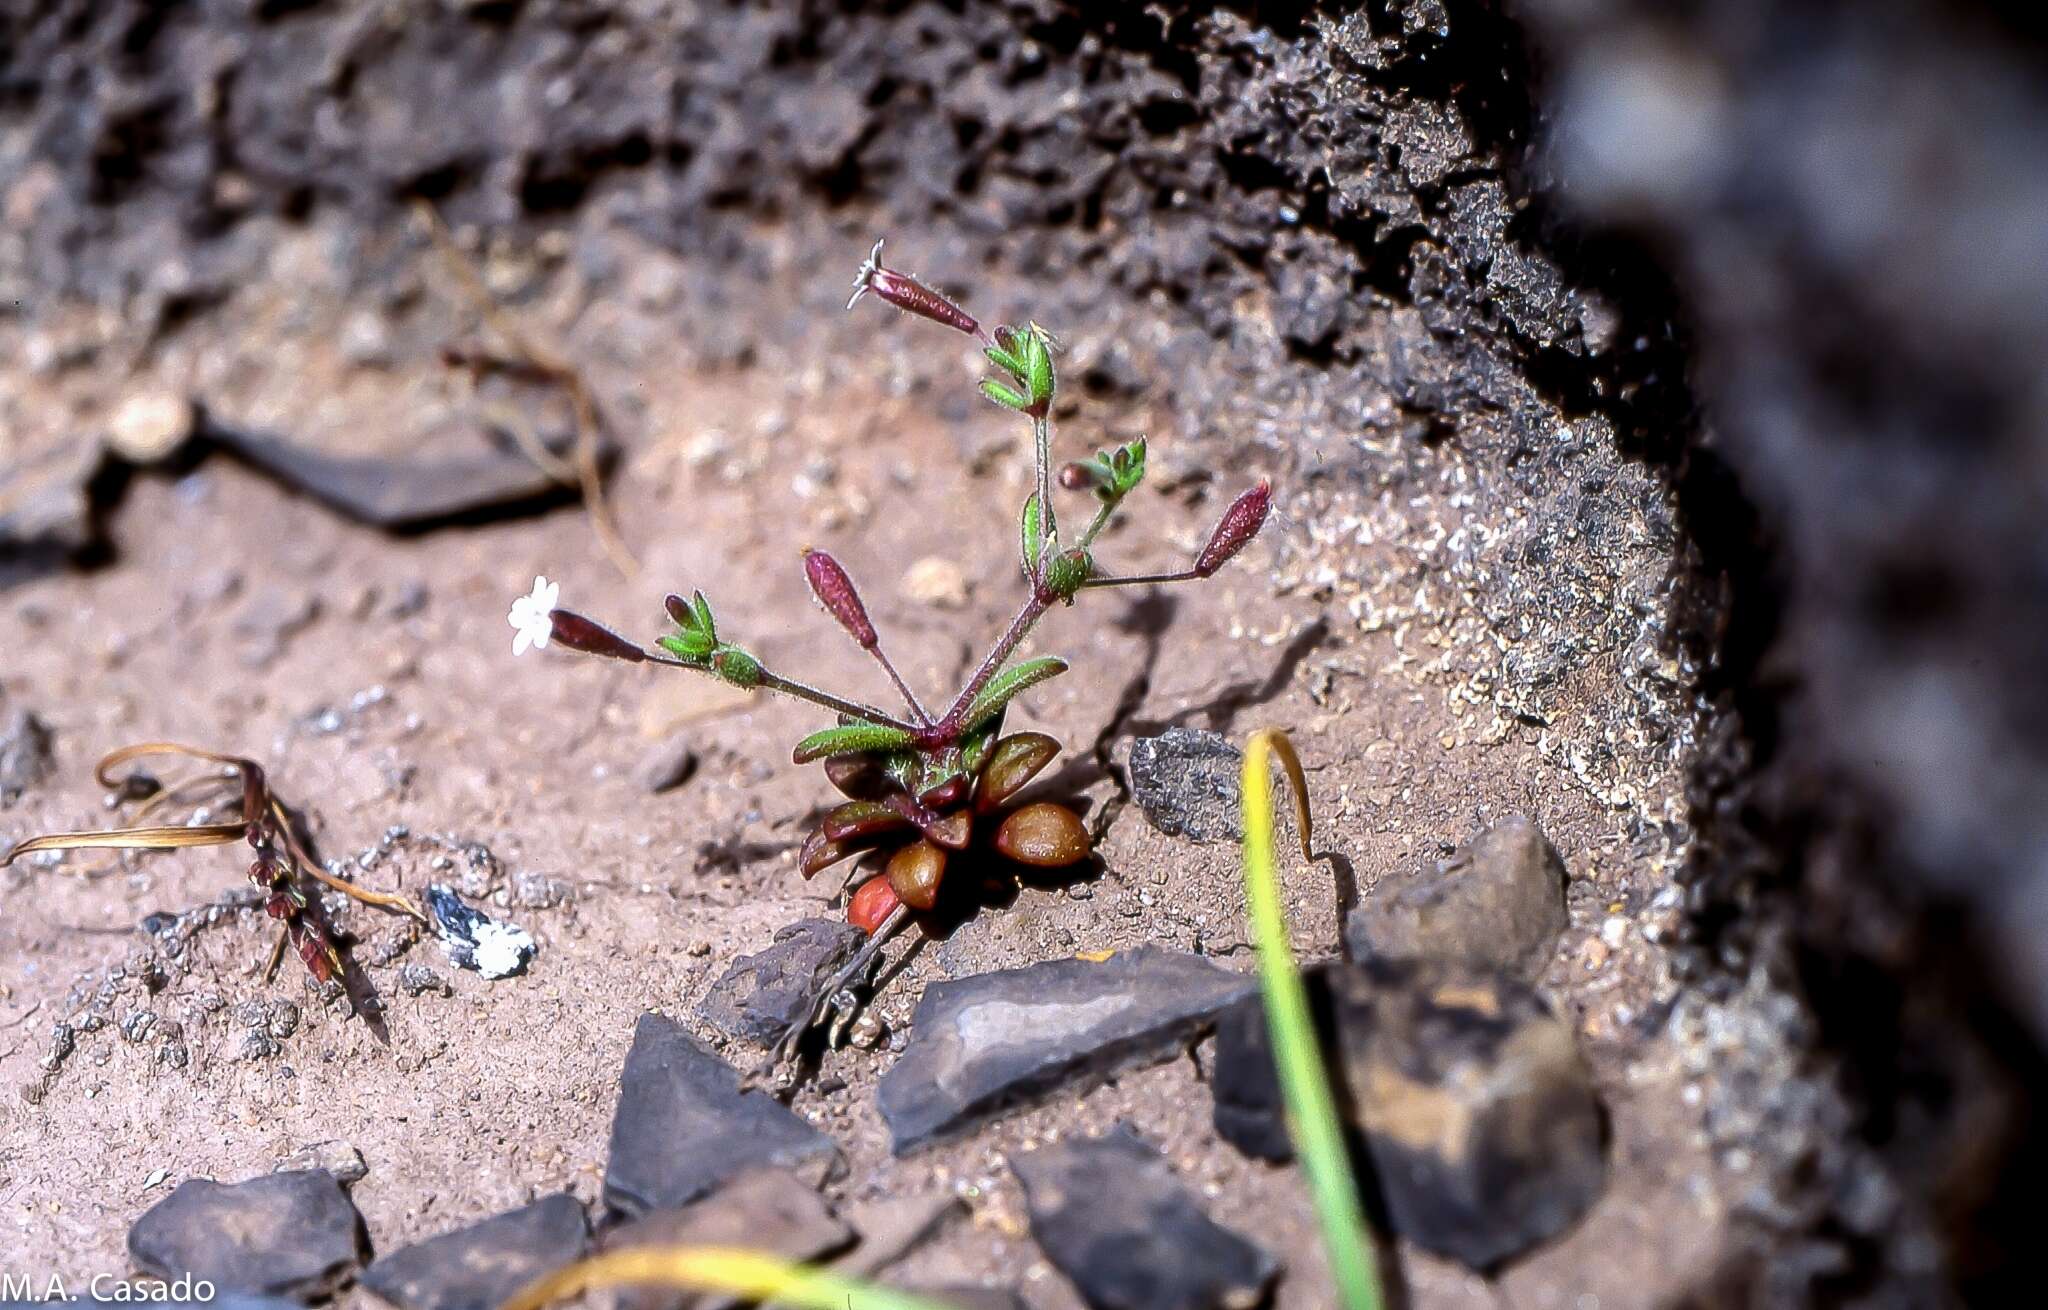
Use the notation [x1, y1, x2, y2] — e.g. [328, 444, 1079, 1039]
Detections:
[1111, 436, 1147, 496]
[962, 656, 1068, 733]
[792, 722, 917, 764]
[980, 379, 1028, 411]
[690, 591, 716, 642]
[1241, 730, 1385, 1310]
[1022, 325, 1054, 408]
[1019, 494, 1045, 574]
[985, 341, 1028, 378]
[656, 632, 714, 661]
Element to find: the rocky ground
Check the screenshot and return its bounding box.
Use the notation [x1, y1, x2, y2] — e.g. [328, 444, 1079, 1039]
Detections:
[2, 0, 2039, 1307]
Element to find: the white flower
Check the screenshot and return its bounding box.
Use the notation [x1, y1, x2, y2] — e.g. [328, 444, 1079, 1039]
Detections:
[508, 575, 560, 656]
[846, 237, 885, 310]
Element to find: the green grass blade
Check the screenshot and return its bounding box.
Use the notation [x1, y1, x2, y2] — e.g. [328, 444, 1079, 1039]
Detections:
[1241, 729, 1386, 1310]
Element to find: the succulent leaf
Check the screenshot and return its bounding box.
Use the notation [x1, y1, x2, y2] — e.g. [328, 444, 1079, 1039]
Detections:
[962, 656, 1069, 733]
[794, 722, 917, 764]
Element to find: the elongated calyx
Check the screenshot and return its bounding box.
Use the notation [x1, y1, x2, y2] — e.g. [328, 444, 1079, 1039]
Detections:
[803, 548, 877, 649]
[847, 240, 985, 341]
[547, 610, 647, 662]
[1195, 478, 1272, 578]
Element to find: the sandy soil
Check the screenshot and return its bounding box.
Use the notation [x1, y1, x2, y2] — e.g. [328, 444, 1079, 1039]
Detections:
[3, 227, 1725, 1308]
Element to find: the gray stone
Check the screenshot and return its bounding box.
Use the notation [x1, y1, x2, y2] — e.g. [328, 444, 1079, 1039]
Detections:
[1210, 960, 1606, 1273]
[0, 706, 56, 807]
[878, 947, 1256, 1153]
[602, 1168, 852, 1310]
[1013, 1124, 1277, 1310]
[212, 424, 605, 530]
[633, 736, 699, 794]
[362, 1194, 588, 1310]
[0, 440, 101, 556]
[127, 1170, 369, 1299]
[275, 1140, 367, 1185]
[602, 1013, 840, 1216]
[1345, 815, 1569, 982]
[697, 918, 866, 1045]
[1125, 728, 1241, 844]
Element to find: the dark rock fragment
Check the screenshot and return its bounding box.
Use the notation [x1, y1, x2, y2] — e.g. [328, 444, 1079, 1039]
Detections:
[878, 947, 1256, 1153]
[127, 1170, 369, 1299]
[362, 1194, 588, 1310]
[0, 705, 56, 806]
[602, 1013, 839, 1217]
[1344, 815, 1569, 982]
[209, 423, 604, 530]
[1013, 1124, 1277, 1310]
[1125, 728, 1242, 844]
[697, 918, 866, 1045]
[1211, 961, 1606, 1272]
[602, 1168, 852, 1310]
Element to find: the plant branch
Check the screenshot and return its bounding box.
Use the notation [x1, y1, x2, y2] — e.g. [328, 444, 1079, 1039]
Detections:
[1079, 568, 1202, 589]
[870, 647, 934, 725]
[645, 652, 916, 731]
[937, 594, 1052, 735]
[1033, 413, 1057, 561]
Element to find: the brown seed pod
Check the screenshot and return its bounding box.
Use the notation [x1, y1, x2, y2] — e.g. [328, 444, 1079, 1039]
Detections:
[993, 802, 1092, 867]
[885, 839, 948, 911]
[976, 732, 1061, 812]
[848, 875, 902, 934]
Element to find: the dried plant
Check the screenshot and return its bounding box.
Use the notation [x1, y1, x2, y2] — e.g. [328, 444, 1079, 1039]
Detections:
[3, 744, 426, 986]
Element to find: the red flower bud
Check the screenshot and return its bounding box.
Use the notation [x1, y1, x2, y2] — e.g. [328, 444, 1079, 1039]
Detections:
[1194, 478, 1271, 578]
[847, 240, 987, 342]
[803, 548, 877, 649]
[547, 610, 648, 661]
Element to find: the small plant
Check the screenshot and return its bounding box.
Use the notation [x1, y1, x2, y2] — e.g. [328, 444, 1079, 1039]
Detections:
[515, 241, 1271, 1028]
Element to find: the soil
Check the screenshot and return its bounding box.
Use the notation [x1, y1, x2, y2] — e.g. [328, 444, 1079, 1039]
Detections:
[2, 0, 2037, 1305]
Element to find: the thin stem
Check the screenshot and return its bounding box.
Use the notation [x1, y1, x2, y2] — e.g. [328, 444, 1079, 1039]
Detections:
[646, 652, 916, 731]
[937, 594, 1051, 733]
[868, 645, 933, 725]
[1075, 495, 1122, 551]
[1079, 568, 1202, 589]
[1033, 414, 1057, 556]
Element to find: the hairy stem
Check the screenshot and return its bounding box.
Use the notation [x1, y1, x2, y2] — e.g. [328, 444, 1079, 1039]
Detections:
[1079, 568, 1203, 589]
[870, 647, 934, 725]
[647, 652, 916, 731]
[1033, 413, 1057, 560]
[1075, 495, 1123, 551]
[937, 594, 1051, 735]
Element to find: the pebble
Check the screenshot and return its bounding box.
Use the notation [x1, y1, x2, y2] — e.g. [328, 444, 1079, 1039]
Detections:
[275, 1141, 368, 1185]
[426, 885, 534, 980]
[878, 947, 1256, 1153]
[106, 389, 197, 464]
[1125, 728, 1242, 844]
[1013, 1124, 1277, 1310]
[1211, 959, 1606, 1271]
[362, 1194, 588, 1310]
[0, 704, 57, 806]
[601, 1013, 840, 1216]
[903, 557, 970, 608]
[127, 1170, 368, 1299]
[1343, 814, 1569, 982]
[602, 1168, 851, 1310]
[632, 735, 699, 794]
[697, 918, 867, 1045]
